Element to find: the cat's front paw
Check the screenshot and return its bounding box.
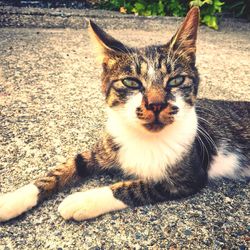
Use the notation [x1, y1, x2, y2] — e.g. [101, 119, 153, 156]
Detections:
[0, 184, 39, 222]
[58, 187, 127, 221]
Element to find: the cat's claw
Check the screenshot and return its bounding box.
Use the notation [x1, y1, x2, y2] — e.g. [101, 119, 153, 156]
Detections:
[0, 184, 39, 222]
[58, 187, 127, 221]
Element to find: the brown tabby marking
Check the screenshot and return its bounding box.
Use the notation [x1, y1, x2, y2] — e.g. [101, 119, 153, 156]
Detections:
[2, 7, 248, 224]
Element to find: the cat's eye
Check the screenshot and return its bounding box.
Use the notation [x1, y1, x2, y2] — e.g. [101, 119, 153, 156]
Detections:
[167, 76, 185, 87]
[122, 78, 142, 90]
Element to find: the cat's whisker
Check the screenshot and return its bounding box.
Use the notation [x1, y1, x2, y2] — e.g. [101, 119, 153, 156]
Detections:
[196, 134, 207, 166]
[197, 126, 218, 153]
[197, 116, 212, 127]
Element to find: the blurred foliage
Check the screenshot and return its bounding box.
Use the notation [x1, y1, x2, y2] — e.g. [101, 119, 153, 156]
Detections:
[3, 1, 250, 28]
[0, 0, 96, 8]
[99, 0, 249, 29]
[223, 0, 250, 20]
[190, 0, 224, 29]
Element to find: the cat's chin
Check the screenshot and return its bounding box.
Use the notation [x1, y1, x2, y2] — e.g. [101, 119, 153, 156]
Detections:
[143, 121, 172, 132]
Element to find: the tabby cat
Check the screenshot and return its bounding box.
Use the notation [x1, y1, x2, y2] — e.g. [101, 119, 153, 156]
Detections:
[0, 7, 249, 222]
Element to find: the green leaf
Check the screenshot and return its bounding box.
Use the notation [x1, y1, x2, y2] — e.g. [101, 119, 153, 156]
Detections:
[158, 1, 165, 14]
[134, 3, 146, 12]
[203, 0, 213, 5]
[202, 15, 218, 30]
[214, 0, 224, 6]
[123, 3, 131, 12]
[213, 0, 224, 12]
[190, 0, 203, 7]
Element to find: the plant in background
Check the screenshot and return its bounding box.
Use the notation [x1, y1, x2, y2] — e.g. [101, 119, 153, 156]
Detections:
[130, 1, 166, 16]
[190, 0, 224, 30]
[167, 0, 188, 17]
[127, 0, 189, 17]
[223, 0, 250, 20]
[99, 0, 249, 29]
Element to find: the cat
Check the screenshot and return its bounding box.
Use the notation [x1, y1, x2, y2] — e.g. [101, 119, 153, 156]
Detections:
[0, 7, 249, 222]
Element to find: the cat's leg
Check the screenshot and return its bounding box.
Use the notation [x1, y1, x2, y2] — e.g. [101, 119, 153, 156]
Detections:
[0, 134, 118, 222]
[58, 176, 206, 221]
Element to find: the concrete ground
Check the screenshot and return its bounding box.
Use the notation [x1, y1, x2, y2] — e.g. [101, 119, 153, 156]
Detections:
[0, 6, 249, 250]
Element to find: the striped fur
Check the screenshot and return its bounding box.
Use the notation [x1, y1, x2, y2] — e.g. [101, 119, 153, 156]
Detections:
[0, 7, 249, 222]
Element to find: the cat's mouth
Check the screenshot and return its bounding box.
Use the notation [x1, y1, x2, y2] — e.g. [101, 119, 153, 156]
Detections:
[143, 121, 166, 132]
[143, 117, 175, 132]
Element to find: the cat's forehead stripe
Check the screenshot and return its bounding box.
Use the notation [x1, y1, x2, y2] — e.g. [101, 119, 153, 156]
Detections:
[160, 63, 167, 74]
[148, 65, 156, 80]
[140, 61, 148, 75]
[139, 53, 168, 77]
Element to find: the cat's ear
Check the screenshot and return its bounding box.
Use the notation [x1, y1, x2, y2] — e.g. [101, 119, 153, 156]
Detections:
[169, 7, 200, 63]
[88, 20, 127, 61]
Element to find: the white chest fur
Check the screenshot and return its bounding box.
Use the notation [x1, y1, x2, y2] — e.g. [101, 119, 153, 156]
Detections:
[106, 108, 198, 182]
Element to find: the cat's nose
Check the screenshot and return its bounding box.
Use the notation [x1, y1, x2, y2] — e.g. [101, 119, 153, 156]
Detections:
[144, 86, 167, 113]
[147, 102, 167, 113]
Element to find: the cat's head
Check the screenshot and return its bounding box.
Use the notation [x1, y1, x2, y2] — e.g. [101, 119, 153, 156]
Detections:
[89, 7, 200, 133]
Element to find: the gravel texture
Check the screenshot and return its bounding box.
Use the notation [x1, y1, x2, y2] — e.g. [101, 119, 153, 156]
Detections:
[0, 7, 250, 250]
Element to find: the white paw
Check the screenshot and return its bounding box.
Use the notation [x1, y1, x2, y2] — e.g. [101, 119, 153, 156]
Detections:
[0, 184, 39, 222]
[58, 187, 127, 221]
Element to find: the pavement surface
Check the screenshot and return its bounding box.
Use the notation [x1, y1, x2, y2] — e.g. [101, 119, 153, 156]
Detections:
[0, 6, 250, 250]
